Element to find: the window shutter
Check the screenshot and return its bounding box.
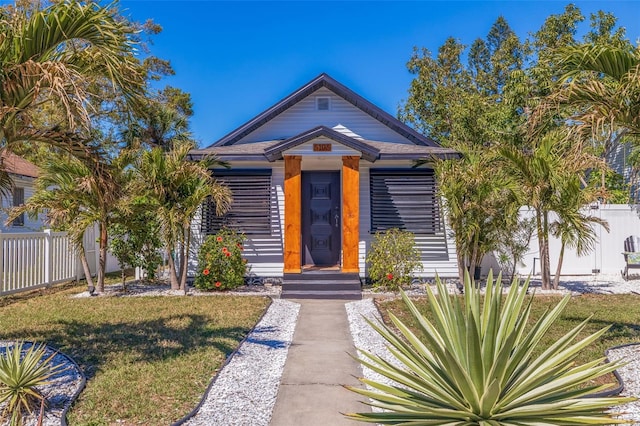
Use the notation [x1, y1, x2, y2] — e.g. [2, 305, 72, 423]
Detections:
[202, 170, 272, 235]
[370, 169, 440, 234]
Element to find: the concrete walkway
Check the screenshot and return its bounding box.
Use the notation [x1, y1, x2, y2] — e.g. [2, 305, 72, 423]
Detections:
[270, 299, 368, 425]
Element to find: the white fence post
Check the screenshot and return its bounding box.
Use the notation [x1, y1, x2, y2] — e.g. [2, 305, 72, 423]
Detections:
[94, 223, 100, 276]
[44, 229, 52, 287]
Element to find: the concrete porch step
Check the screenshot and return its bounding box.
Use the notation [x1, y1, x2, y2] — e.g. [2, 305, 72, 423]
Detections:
[282, 281, 360, 291]
[280, 289, 361, 300]
[283, 272, 360, 281]
[281, 272, 362, 300]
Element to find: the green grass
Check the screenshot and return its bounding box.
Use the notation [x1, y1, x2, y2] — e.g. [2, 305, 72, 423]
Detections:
[0, 281, 270, 425]
[377, 293, 640, 386]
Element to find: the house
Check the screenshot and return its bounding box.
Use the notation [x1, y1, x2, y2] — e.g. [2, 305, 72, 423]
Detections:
[189, 73, 460, 286]
[0, 151, 46, 232]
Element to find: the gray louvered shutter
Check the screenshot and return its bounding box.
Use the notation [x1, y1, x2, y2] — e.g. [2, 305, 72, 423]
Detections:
[202, 170, 272, 235]
[370, 169, 440, 234]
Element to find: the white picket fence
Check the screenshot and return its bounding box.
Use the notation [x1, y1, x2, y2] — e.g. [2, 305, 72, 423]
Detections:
[0, 230, 78, 296]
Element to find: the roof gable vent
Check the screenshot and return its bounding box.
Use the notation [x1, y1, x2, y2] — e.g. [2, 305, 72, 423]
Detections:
[316, 96, 330, 111]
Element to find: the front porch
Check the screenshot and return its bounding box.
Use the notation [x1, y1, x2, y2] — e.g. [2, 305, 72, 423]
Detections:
[283, 152, 361, 274]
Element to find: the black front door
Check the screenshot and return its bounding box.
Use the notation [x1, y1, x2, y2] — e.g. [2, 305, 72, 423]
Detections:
[302, 171, 340, 267]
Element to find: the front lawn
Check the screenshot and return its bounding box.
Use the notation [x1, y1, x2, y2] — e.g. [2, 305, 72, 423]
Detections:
[377, 293, 640, 386]
[0, 283, 270, 425]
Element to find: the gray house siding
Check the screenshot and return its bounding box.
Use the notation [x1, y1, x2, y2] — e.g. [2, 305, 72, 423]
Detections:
[236, 88, 415, 145]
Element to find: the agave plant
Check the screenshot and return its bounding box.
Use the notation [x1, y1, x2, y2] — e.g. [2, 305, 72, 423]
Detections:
[346, 272, 636, 425]
[0, 342, 62, 426]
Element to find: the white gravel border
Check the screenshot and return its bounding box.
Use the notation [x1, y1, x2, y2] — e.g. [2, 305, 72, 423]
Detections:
[607, 345, 640, 423]
[345, 298, 399, 390]
[346, 298, 640, 423]
[345, 299, 403, 415]
[0, 342, 84, 426]
[71, 282, 281, 298]
[180, 299, 300, 426]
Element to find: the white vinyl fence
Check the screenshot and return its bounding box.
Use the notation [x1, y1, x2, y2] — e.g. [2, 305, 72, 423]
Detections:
[482, 204, 640, 277]
[0, 227, 120, 297]
[0, 230, 78, 295]
[0, 230, 78, 296]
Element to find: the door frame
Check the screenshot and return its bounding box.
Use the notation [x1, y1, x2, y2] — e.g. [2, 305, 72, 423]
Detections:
[301, 170, 341, 267]
[283, 154, 360, 274]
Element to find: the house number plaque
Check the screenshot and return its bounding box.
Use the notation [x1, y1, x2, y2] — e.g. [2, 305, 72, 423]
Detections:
[313, 143, 332, 152]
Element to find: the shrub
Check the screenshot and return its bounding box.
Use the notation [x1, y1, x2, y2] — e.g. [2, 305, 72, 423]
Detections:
[366, 228, 422, 291]
[0, 342, 62, 426]
[346, 272, 635, 425]
[109, 208, 163, 285]
[195, 229, 249, 291]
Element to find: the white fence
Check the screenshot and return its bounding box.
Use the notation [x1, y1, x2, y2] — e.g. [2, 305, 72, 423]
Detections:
[482, 204, 640, 277]
[0, 227, 121, 297]
[0, 230, 78, 296]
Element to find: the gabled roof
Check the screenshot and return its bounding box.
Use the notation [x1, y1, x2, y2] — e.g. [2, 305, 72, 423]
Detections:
[210, 73, 439, 147]
[1, 152, 39, 178]
[264, 126, 380, 162]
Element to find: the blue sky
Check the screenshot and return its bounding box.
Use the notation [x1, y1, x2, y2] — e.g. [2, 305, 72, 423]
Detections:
[32, 1, 640, 146]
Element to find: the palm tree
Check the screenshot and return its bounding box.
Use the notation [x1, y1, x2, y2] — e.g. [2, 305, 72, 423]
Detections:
[133, 141, 231, 291]
[556, 43, 640, 136]
[426, 143, 517, 282]
[501, 130, 604, 289]
[0, 1, 144, 152]
[8, 152, 133, 294]
[550, 183, 609, 289]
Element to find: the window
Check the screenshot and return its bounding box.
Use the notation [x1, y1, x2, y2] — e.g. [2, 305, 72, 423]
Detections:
[369, 169, 441, 234]
[12, 187, 24, 227]
[316, 96, 330, 111]
[201, 170, 272, 235]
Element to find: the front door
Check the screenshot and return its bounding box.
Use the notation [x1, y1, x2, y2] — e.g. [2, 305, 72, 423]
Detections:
[302, 171, 340, 267]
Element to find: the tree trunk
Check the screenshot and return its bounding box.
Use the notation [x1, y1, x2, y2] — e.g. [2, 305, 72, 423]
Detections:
[553, 242, 565, 290]
[179, 225, 191, 293]
[536, 210, 552, 290]
[78, 247, 94, 294]
[176, 232, 185, 291]
[96, 222, 108, 293]
[540, 212, 551, 290]
[167, 246, 180, 290]
[456, 250, 466, 284]
[542, 213, 552, 289]
[509, 255, 517, 283]
[470, 236, 479, 282]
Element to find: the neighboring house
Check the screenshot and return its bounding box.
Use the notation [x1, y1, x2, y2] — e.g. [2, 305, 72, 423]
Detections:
[189, 73, 460, 283]
[0, 152, 46, 232]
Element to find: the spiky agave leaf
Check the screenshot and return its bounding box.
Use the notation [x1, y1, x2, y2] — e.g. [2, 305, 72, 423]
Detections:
[346, 273, 635, 425]
[0, 342, 63, 426]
